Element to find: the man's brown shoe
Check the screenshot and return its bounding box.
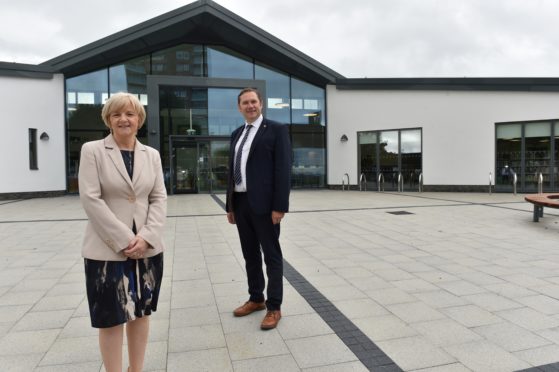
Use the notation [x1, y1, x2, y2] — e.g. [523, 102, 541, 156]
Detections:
[233, 301, 266, 317]
[260, 310, 281, 330]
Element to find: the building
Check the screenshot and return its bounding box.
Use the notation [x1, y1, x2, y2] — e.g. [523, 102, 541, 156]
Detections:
[3, 0, 559, 198]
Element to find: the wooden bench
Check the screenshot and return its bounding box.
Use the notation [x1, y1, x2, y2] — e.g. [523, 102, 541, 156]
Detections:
[524, 193, 559, 222]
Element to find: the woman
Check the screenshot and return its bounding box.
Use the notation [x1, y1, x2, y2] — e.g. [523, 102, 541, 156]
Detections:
[78, 92, 166, 372]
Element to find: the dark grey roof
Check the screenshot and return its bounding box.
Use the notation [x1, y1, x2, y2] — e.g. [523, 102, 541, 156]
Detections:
[41, 0, 343, 85]
[0, 62, 55, 79]
[336, 77, 559, 92]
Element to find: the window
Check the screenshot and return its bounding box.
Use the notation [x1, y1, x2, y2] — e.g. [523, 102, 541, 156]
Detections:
[109, 55, 150, 95]
[291, 125, 325, 188]
[29, 129, 38, 170]
[255, 64, 290, 123]
[206, 46, 253, 79]
[358, 128, 422, 191]
[291, 78, 325, 125]
[495, 120, 557, 192]
[152, 44, 204, 77]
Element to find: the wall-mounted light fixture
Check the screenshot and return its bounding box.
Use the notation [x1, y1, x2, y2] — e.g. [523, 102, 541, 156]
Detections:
[40, 132, 50, 141]
[340, 134, 348, 142]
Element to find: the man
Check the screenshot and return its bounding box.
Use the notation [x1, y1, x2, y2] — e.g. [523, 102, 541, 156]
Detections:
[226, 87, 291, 330]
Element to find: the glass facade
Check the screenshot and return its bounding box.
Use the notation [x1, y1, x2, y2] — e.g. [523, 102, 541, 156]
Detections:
[291, 77, 325, 125]
[496, 120, 558, 192]
[65, 42, 327, 193]
[359, 128, 422, 191]
[255, 64, 290, 123]
[66, 69, 109, 192]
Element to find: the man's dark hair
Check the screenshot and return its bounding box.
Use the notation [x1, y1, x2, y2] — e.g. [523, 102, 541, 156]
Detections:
[237, 87, 263, 104]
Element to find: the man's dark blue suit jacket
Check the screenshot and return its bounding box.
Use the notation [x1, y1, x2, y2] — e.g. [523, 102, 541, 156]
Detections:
[226, 118, 291, 215]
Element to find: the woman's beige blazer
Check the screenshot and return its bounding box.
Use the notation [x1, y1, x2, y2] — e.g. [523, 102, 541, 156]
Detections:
[79, 134, 167, 261]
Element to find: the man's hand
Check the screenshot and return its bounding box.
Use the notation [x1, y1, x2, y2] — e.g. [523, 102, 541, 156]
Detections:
[227, 212, 236, 224]
[271, 211, 285, 225]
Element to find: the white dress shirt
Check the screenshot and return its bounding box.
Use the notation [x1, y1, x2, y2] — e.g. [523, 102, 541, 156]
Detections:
[234, 115, 263, 192]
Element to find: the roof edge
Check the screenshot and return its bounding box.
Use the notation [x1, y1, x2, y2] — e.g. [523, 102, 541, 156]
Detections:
[0, 62, 56, 79]
[336, 77, 559, 92]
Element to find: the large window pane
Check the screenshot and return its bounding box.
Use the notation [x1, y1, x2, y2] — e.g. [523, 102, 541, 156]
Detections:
[291, 78, 325, 125]
[152, 44, 204, 76]
[255, 64, 290, 123]
[206, 46, 253, 79]
[291, 125, 325, 188]
[159, 86, 208, 189]
[66, 69, 108, 192]
[496, 124, 521, 188]
[555, 122, 559, 190]
[210, 141, 230, 192]
[358, 132, 378, 190]
[525, 122, 551, 190]
[208, 88, 245, 135]
[379, 131, 399, 189]
[401, 129, 422, 188]
[109, 55, 150, 95]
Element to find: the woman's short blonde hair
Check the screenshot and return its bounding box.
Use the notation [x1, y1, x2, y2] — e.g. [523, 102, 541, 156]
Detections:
[101, 92, 146, 128]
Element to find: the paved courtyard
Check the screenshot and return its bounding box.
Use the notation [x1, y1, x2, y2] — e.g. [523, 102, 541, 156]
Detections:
[1, 190, 559, 371]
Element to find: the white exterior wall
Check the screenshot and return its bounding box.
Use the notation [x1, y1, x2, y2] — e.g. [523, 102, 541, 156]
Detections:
[327, 86, 559, 186]
[0, 74, 65, 193]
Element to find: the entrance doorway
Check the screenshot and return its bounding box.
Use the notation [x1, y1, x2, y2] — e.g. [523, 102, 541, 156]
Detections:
[146, 76, 265, 194]
[170, 139, 209, 194]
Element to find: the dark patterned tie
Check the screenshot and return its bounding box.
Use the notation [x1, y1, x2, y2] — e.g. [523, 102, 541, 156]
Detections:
[234, 125, 252, 185]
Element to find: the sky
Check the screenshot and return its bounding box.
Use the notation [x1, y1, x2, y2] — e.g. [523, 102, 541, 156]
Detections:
[1, 0, 558, 78]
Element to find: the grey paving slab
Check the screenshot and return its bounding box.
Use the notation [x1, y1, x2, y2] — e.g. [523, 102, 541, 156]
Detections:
[4, 191, 559, 371]
[514, 344, 559, 367]
[377, 336, 456, 371]
[444, 341, 531, 371]
[225, 330, 290, 361]
[473, 321, 552, 352]
[167, 348, 233, 372]
[285, 334, 358, 369]
[232, 354, 301, 372]
[411, 319, 483, 346]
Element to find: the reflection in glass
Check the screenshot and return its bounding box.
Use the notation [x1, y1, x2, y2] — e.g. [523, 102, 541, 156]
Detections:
[208, 88, 245, 135]
[159, 86, 208, 184]
[555, 122, 559, 191]
[255, 64, 290, 123]
[66, 69, 109, 192]
[525, 122, 551, 191]
[152, 44, 204, 76]
[291, 125, 325, 188]
[358, 132, 378, 190]
[400, 129, 422, 188]
[207, 46, 253, 79]
[496, 124, 521, 189]
[379, 131, 399, 190]
[173, 141, 198, 193]
[210, 141, 230, 192]
[109, 55, 150, 94]
[291, 78, 325, 125]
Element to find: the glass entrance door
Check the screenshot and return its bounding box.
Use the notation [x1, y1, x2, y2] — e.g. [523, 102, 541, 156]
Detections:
[171, 139, 210, 194]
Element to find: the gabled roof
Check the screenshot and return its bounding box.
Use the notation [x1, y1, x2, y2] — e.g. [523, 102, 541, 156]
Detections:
[336, 77, 559, 92]
[42, 0, 343, 85]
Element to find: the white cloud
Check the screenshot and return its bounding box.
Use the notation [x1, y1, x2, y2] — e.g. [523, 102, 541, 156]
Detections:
[1, 0, 558, 77]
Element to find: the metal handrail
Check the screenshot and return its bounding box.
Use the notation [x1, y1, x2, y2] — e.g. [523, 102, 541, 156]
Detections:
[418, 173, 423, 193]
[489, 172, 492, 195]
[397, 172, 403, 192]
[512, 171, 517, 196]
[359, 173, 367, 191]
[342, 173, 350, 191]
[378, 173, 384, 192]
[538, 172, 543, 194]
